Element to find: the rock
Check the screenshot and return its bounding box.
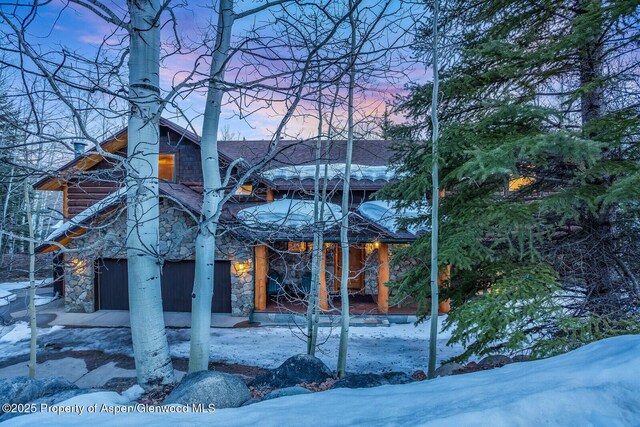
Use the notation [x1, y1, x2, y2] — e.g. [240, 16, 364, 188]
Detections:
[333, 373, 389, 389]
[382, 372, 415, 384]
[164, 371, 250, 409]
[411, 370, 427, 381]
[251, 355, 333, 389]
[478, 355, 513, 368]
[263, 386, 312, 401]
[0, 389, 102, 422]
[512, 355, 530, 363]
[0, 377, 78, 413]
[434, 362, 465, 378]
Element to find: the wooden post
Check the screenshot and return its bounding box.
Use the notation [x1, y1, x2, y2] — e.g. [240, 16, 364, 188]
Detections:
[266, 188, 274, 203]
[319, 246, 329, 310]
[438, 265, 451, 314]
[254, 245, 268, 311]
[62, 183, 69, 221]
[377, 243, 390, 313]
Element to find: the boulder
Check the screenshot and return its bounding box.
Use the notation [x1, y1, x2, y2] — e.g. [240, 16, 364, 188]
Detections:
[263, 386, 312, 401]
[434, 362, 465, 378]
[0, 377, 77, 413]
[164, 371, 250, 409]
[512, 355, 530, 363]
[411, 370, 427, 381]
[251, 355, 333, 389]
[382, 372, 415, 385]
[478, 355, 513, 368]
[333, 373, 389, 389]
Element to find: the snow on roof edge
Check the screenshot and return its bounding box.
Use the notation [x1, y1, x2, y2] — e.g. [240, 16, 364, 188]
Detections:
[44, 187, 126, 242]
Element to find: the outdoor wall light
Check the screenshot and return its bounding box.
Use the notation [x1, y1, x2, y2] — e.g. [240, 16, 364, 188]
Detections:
[365, 241, 380, 253]
[70, 258, 87, 274]
[235, 260, 250, 273]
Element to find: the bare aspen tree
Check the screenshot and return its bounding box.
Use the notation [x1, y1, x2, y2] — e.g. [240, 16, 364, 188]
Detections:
[126, 0, 175, 385]
[337, 0, 358, 379]
[190, 0, 296, 373]
[23, 179, 36, 378]
[427, 0, 440, 380]
[188, 0, 235, 374]
[189, 0, 361, 371]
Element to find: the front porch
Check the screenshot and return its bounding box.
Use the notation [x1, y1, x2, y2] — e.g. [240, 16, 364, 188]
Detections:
[253, 241, 415, 315]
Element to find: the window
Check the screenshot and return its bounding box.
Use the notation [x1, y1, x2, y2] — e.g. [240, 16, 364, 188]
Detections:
[235, 185, 253, 196]
[288, 242, 308, 252]
[159, 154, 176, 182]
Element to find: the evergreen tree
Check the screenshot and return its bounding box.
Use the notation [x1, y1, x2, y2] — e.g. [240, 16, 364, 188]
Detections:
[381, 0, 640, 360]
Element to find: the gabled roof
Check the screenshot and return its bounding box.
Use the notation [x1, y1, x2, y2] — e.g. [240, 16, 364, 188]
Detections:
[34, 118, 396, 191]
[33, 118, 203, 191]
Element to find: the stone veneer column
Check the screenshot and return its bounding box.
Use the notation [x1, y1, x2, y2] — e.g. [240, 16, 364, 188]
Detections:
[63, 253, 96, 313]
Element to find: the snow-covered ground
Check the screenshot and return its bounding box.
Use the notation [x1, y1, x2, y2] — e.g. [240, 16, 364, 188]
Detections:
[0, 317, 460, 373]
[3, 335, 639, 426]
[0, 278, 53, 292]
[0, 278, 54, 307]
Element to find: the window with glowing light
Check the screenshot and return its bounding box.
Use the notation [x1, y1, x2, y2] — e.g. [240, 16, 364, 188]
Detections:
[235, 185, 253, 196]
[159, 154, 176, 182]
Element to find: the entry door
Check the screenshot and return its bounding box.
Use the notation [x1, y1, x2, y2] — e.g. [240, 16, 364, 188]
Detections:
[334, 245, 365, 293]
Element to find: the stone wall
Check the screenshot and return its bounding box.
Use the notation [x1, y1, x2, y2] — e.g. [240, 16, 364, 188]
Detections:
[62, 197, 254, 316]
[389, 244, 418, 282]
[217, 233, 254, 316]
[363, 246, 379, 295]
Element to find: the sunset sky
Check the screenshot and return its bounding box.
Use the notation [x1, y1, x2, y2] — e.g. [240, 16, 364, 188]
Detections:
[10, 0, 428, 140]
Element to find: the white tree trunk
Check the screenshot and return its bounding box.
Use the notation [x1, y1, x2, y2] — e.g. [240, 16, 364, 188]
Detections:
[24, 181, 36, 379]
[427, 0, 440, 380]
[126, 0, 175, 387]
[0, 167, 15, 256]
[337, 2, 358, 378]
[307, 95, 325, 356]
[189, 0, 234, 373]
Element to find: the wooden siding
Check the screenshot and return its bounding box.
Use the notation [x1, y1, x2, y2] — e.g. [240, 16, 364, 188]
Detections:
[64, 126, 202, 219]
[67, 179, 120, 217]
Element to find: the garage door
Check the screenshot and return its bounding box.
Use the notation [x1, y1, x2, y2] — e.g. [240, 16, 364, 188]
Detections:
[95, 259, 232, 313]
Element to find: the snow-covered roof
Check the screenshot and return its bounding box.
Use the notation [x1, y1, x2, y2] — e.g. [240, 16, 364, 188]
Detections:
[358, 200, 430, 235]
[45, 187, 126, 242]
[237, 198, 342, 230]
[262, 164, 394, 182]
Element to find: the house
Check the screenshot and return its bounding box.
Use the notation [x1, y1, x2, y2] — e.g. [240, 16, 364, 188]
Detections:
[34, 119, 425, 317]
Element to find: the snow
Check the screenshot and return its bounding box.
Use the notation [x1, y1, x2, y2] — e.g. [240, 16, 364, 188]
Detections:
[4, 335, 639, 426]
[34, 295, 57, 306]
[262, 163, 394, 182]
[237, 198, 342, 230]
[0, 317, 459, 374]
[0, 290, 17, 306]
[120, 385, 145, 402]
[358, 200, 430, 234]
[45, 187, 126, 241]
[0, 322, 63, 344]
[0, 278, 53, 292]
[0, 278, 54, 307]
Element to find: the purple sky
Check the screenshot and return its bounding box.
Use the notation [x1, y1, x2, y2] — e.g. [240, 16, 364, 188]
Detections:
[14, 0, 429, 140]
